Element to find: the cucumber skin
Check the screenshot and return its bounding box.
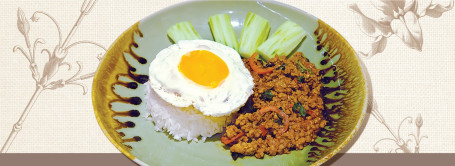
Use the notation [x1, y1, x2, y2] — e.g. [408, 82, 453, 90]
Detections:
[167, 21, 202, 43]
[239, 12, 271, 58]
[257, 20, 306, 61]
[209, 14, 239, 51]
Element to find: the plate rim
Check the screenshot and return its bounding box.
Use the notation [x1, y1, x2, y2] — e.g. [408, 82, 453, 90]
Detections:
[92, 0, 370, 165]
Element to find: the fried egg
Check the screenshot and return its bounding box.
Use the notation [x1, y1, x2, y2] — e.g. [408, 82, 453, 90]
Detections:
[148, 40, 254, 117]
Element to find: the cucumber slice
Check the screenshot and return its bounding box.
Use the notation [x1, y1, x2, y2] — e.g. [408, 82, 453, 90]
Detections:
[208, 14, 239, 51]
[167, 21, 202, 43]
[257, 20, 306, 61]
[239, 12, 271, 58]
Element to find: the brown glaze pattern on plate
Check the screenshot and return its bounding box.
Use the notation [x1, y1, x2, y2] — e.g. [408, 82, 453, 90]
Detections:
[92, 1, 369, 165]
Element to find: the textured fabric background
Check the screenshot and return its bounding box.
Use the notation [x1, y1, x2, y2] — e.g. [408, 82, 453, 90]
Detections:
[0, 0, 454, 153]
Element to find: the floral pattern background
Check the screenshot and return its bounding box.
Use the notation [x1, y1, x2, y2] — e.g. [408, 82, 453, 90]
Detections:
[350, 0, 453, 57]
[1, 0, 109, 153]
[350, 0, 453, 153]
[1, 0, 455, 153]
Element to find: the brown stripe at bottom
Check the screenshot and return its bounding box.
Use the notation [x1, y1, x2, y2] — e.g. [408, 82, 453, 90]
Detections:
[0, 153, 137, 166]
[0, 153, 454, 166]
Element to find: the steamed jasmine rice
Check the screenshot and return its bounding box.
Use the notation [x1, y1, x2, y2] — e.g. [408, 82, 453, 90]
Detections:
[145, 83, 231, 142]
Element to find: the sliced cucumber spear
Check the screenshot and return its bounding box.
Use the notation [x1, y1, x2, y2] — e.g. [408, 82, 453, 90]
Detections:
[167, 21, 202, 43]
[257, 20, 306, 61]
[239, 12, 271, 58]
[208, 14, 239, 51]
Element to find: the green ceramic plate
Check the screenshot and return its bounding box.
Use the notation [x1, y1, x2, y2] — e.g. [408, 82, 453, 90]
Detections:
[92, 1, 369, 165]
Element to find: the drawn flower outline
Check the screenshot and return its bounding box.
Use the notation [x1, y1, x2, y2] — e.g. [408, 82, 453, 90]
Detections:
[350, 0, 453, 57]
[1, 0, 104, 153]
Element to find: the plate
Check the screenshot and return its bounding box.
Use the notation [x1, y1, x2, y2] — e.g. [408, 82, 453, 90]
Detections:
[92, 1, 368, 165]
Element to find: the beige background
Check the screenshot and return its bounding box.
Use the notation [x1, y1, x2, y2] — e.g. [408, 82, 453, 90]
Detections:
[0, 0, 454, 153]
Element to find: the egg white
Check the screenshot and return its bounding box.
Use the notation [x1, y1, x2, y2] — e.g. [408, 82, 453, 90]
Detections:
[148, 40, 254, 117]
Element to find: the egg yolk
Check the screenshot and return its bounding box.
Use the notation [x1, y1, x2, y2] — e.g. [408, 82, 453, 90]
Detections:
[178, 50, 229, 88]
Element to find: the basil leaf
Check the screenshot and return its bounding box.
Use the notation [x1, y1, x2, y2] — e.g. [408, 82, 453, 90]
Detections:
[297, 76, 305, 83]
[260, 89, 274, 101]
[292, 102, 306, 117]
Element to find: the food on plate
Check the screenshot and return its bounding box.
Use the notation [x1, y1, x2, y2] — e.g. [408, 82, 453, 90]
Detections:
[147, 11, 325, 159]
[221, 52, 327, 159]
[146, 40, 254, 141]
[209, 14, 239, 51]
[257, 20, 306, 61]
[167, 21, 202, 43]
[239, 12, 271, 58]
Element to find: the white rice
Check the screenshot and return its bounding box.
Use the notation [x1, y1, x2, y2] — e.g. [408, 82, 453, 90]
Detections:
[145, 83, 230, 142]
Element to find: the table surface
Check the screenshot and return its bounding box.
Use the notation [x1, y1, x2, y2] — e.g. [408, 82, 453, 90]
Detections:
[1, 0, 454, 157]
